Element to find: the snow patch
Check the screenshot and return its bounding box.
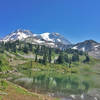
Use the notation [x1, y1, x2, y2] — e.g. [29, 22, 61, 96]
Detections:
[94, 45, 100, 48]
[3, 31, 32, 42]
[82, 47, 85, 52]
[47, 42, 55, 46]
[40, 32, 53, 42]
[17, 32, 28, 40]
[72, 46, 78, 49]
[35, 40, 44, 43]
[57, 39, 61, 42]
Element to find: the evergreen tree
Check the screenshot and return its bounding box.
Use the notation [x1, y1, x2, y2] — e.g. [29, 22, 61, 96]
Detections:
[72, 53, 79, 62]
[29, 43, 33, 51]
[0, 60, 2, 72]
[43, 53, 47, 65]
[38, 58, 43, 63]
[12, 43, 16, 52]
[68, 58, 72, 68]
[30, 60, 33, 67]
[18, 43, 22, 51]
[23, 45, 28, 53]
[34, 45, 40, 55]
[64, 54, 69, 63]
[83, 55, 90, 63]
[35, 53, 38, 62]
[34, 45, 40, 62]
[57, 52, 65, 64]
[48, 48, 52, 63]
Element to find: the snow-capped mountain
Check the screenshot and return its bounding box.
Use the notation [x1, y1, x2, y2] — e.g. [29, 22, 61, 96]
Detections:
[72, 40, 100, 58]
[1, 29, 71, 48]
[2, 29, 33, 42]
[1, 29, 100, 58]
[24, 32, 71, 48]
[33, 32, 71, 45]
[72, 40, 100, 52]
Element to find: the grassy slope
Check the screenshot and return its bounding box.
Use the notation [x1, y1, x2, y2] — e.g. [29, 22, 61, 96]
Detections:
[1, 50, 100, 76]
[0, 52, 61, 100]
[0, 51, 100, 100]
[0, 79, 58, 100]
[0, 80, 39, 100]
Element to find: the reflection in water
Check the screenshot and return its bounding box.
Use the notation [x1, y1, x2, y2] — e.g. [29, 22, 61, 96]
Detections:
[14, 73, 90, 97]
[32, 75, 89, 96]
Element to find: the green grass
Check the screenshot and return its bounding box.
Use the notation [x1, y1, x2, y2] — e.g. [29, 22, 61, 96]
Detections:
[14, 84, 37, 97]
[0, 96, 2, 100]
[0, 50, 100, 99]
[0, 80, 44, 100]
[0, 80, 8, 91]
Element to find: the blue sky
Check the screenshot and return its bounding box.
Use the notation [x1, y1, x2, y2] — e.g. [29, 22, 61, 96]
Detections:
[0, 0, 100, 43]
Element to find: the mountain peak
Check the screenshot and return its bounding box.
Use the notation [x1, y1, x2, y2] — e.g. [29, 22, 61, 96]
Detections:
[39, 32, 71, 45]
[14, 29, 33, 34]
[2, 29, 33, 42]
[83, 40, 98, 44]
[1, 29, 71, 49]
[72, 39, 100, 52]
[52, 32, 60, 36]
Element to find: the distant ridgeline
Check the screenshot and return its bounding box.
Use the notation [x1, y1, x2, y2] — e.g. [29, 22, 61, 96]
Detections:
[0, 29, 100, 59]
[0, 40, 90, 67]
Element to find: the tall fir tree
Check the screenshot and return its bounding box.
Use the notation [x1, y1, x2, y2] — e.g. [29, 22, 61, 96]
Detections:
[64, 54, 69, 63]
[72, 53, 79, 62]
[35, 53, 38, 62]
[48, 48, 52, 63]
[57, 52, 65, 64]
[43, 53, 47, 65]
[0, 60, 2, 72]
[83, 55, 90, 63]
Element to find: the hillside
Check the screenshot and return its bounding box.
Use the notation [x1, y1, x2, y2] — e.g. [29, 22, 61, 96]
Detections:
[73, 40, 100, 59]
[0, 80, 56, 100]
[0, 40, 100, 100]
[1, 29, 100, 59]
[0, 50, 100, 100]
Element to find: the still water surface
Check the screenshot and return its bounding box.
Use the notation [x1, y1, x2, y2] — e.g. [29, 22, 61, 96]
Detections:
[12, 73, 100, 100]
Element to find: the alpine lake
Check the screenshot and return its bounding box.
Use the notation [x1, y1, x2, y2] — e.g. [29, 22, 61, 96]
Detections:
[8, 64, 100, 100]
